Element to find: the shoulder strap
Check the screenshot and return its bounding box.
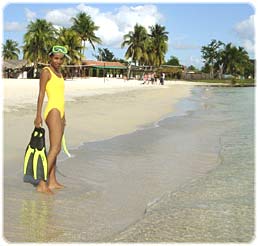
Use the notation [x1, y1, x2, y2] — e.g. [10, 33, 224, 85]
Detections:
[43, 66, 62, 79]
[41, 67, 53, 81]
[43, 66, 53, 74]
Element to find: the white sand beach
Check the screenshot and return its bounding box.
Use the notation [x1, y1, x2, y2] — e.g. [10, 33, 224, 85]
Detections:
[3, 77, 194, 148]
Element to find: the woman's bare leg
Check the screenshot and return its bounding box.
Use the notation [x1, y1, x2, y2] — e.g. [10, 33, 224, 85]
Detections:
[48, 158, 64, 189]
[36, 109, 64, 193]
[44, 109, 64, 190]
[48, 116, 65, 189]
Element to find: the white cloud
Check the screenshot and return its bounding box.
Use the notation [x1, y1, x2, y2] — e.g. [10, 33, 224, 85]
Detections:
[94, 13, 124, 47]
[76, 4, 100, 16]
[234, 15, 255, 53]
[242, 39, 254, 53]
[234, 15, 254, 40]
[4, 21, 25, 32]
[114, 5, 163, 34]
[45, 7, 78, 27]
[44, 4, 163, 48]
[25, 8, 37, 22]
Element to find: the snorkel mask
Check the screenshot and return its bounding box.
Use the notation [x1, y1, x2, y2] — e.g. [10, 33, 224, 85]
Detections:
[49, 45, 71, 60]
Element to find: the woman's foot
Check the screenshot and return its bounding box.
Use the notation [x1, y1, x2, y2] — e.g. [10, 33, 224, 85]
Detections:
[48, 181, 64, 190]
[36, 180, 53, 194]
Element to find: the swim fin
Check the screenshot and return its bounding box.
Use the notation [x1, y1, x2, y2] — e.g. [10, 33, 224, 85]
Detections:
[23, 127, 48, 185]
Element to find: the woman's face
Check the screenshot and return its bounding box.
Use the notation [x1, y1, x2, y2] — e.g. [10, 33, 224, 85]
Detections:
[50, 53, 64, 70]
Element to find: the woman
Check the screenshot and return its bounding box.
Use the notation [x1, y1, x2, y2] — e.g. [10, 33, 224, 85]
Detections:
[34, 45, 69, 194]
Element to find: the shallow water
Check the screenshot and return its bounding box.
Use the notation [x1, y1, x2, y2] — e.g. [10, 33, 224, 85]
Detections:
[4, 86, 254, 243]
[112, 87, 255, 242]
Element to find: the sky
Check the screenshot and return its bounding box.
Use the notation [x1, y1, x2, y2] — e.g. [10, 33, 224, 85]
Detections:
[1, 0, 256, 68]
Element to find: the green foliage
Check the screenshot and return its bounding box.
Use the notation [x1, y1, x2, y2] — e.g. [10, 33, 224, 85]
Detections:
[2, 39, 20, 60]
[94, 48, 115, 61]
[201, 39, 254, 79]
[149, 24, 169, 67]
[3, 13, 254, 83]
[20, 14, 102, 67]
[122, 23, 169, 67]
[188, 65, 199, 72]
[165, 56, 180, 66]
[201, 63, 210, 73]
[201, 39, 224, 78]
[121, 24, 149, 65]
[71, 12, 102, 54]
[57, 27, 84, 64]
[221, 43, 251, 77]
[23, 19, 57, 64]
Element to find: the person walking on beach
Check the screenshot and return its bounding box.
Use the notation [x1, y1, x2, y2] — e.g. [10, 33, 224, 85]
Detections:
[160, 72, 165, 85]
[34, 45, 70, 194]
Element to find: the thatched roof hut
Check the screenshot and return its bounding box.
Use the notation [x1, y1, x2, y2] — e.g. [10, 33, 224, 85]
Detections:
[3, 60, 28, 70]
[2, 60, 29, 78]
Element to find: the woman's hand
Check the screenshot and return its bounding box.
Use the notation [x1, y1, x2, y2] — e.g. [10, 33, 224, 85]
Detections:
[34, 115, 42, 128]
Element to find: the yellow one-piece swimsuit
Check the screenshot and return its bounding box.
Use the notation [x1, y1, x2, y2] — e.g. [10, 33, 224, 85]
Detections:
[43, 67, 65, 120]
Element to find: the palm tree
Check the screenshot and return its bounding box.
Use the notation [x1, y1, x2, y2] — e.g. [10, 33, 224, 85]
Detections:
[94, 48, 115, 61]
[221, 43, 250, 77]
[122, 24, 149, 78]
[141, 38, 154, 66]
[57, 27, 84, 78]
[2, 39, 20, 60]
[149, 24, 169, 67]
[23, 19, 56, 76]
[57, 27, 84, 65]
[71, 12, 102, 59]
[201, 39, 224, 79]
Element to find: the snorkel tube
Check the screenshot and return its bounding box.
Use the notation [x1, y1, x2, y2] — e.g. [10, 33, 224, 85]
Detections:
[62, 134, 71, 157]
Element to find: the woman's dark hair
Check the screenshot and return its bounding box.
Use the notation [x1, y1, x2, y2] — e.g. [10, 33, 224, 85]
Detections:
[48, 47, 54, 57]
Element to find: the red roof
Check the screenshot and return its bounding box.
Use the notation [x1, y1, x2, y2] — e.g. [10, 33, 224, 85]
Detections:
[82, 60, 126, 68]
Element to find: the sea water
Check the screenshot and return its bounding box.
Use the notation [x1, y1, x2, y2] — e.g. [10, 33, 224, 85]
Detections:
[5, 86, 255, 242]
[113, 87, 255, 242]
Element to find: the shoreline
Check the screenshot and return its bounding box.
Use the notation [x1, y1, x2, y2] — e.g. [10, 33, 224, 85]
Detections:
[3, 77, 195, 149]
[4, 78, 253, 243]
[109, 86, 255, 243]
[3, 77, 230, 113]
[3, 77, 197, 242]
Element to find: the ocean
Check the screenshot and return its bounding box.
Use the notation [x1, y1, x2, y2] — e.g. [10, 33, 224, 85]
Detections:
[4, 86, 255, 242]
[112, 86, 255, 242]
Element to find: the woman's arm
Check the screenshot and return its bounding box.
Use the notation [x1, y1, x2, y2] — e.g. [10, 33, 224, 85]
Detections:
[34, 69, 49, 127]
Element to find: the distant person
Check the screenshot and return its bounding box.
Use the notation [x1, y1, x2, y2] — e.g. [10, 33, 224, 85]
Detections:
[154, 72, 158, 84]
[34, 45, 71, 194]
[151, 73, 155, 84]
[142, 73, 148, 84]
[147, 73, 152, 85]
[160, 72, 165, 85]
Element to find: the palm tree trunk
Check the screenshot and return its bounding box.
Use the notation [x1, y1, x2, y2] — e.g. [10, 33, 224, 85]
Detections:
[210, 65, 214, 79]
[219, 63, 223, 79]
